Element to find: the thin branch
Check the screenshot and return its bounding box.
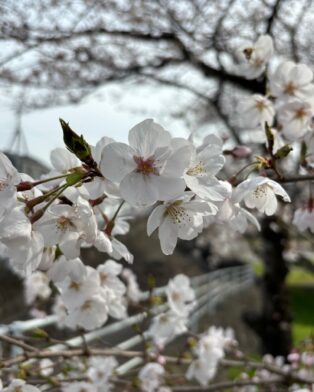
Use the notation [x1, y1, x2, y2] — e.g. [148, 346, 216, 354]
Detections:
[278, 174, 314, 183]
[0, 334, 38, 353]
[265, 0, 282, 34]
[172, 377, 282, 391]
[1, 346, 314, 385]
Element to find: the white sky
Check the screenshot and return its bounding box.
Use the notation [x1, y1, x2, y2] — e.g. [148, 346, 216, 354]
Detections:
[0, 85, 192, 167]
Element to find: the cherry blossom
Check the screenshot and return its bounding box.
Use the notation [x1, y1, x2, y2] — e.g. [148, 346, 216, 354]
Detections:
[36, 197, 97, 259]
[148, 311, 188, 347]
[121, 268, 142, 303]
[55, 259, 100, 309]
[50, 148, 80, 174]
[85, 136, 120, 200]
[277, 100, 313, 141]
[166, 274, 196, 316]
[234, 176, 291, 216]
[65, 294, 109, 330]
[269, 61, 314, 101]
[24, 271, 51, 305]
[87, 356, 117, 389]
[0, 152, 21, 218]
[237, 94, 275, 129]
[186, 327, 235, 386]
[97, 261, 128, 318]
[183, 135, 228, 201]
[0, 206, 44, 275]
[147, 192, 216, 255]
[62, 382, 96, 392]
[100, 119, 190, 206]
[205, 182, 261, 233]
[2, 379, 40, 392]
[237, 35, 274, 79]
[293, 201, 314, 233]
[138, 363, 165, 392]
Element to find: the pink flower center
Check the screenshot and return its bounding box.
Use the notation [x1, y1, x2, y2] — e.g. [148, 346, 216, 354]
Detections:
[284, 81, 296, 95]
[294, 107, 307, 120]
[134, 156, 158, 176]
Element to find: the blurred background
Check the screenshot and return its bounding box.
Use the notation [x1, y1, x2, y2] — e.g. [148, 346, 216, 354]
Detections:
[0, 0, 314, 361]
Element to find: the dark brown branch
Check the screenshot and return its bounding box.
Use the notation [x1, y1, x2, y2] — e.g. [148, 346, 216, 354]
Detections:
[265, 0, 282, 34]
[278, 174, 314, 183]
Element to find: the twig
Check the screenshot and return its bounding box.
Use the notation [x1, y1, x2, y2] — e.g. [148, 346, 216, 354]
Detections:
[0, 334, 38, 353]
[171, 377, 283, 391]
[1, 346, 314, 385]
[278, 174, 314, 183]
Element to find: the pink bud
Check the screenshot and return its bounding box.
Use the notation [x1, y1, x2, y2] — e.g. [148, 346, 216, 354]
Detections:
[231, 145, 252, 158]
[157, 355, 166, 365]
[288, 352, 300, 363]
[16, 181, 33, 191]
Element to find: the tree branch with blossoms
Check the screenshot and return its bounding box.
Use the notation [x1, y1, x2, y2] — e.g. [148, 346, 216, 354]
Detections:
[0, 32, 314, 392]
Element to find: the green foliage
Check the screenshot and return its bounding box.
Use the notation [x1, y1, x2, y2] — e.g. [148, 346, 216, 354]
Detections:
[273, 144, 293, 160]
[290, 286, 314, 344]
[252, 263, 314, 344]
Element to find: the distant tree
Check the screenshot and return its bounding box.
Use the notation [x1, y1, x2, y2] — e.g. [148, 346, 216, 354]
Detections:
[0, 0, 313, 141]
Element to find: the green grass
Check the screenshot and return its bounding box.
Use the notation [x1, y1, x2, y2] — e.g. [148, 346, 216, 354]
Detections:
[287, 267, 314, 285]
[290, 285, 314, 344]
[252, 262, 314, 344]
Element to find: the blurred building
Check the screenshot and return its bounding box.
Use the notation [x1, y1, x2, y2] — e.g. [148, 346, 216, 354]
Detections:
[4, 152, 48, 177]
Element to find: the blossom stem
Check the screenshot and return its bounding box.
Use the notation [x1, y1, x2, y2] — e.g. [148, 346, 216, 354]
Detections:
[111, 200, 125, 222]
[104, 201, 125, 235]
[26, 186, 64, 210]
[31, 174, 69, 186]
[0, 334, 38, 353]
[42, 184, 69, 212]
[230, 162, 257, 182]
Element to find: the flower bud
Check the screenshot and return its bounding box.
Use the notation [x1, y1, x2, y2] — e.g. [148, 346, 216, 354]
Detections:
[231, 145, 252, 158]
[16, 181, 33, 191]
[30, 208, 45, 223]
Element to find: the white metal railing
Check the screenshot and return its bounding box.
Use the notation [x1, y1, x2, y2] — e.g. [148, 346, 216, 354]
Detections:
[0, 265, 254, 372]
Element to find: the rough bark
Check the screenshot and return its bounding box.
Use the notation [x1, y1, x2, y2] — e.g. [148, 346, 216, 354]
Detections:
[244, 217, 293, 357]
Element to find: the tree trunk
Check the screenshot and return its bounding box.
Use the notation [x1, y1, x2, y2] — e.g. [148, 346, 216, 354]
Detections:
[244, 216, 293, 357]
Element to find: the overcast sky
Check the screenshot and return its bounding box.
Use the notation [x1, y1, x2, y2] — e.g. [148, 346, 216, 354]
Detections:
[0, 84, 192, 167]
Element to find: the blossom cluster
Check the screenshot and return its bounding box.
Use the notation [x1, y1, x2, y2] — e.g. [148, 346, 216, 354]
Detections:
[49, 258, 128, 330]
[0, 113, 292, 279]
[148, 274, 196, 347]
[237, 35, 314, 232]
[186, 326, 236, 385]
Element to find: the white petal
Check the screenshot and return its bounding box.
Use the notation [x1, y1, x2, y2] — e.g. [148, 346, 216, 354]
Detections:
[147, 205, 166, 236]
[154, 176, 186, 201]
[128, 119, 171, 158]
[111, 238, 134, 264]
[60, 231, 81, 259]
[100, 142, 136, 182]
[120, 172, 159, 206]
[264, 191, 278, 215]
[92, 136, 115, 164]
[162, 145, 192, 177]
[158, 217, 178, 255]
[94, 231, 113, 253]
[50, 148, 80, 172]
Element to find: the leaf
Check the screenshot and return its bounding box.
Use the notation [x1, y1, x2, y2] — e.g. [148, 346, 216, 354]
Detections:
[274, 145, 293, 160]
[66, 172, 84, 186]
